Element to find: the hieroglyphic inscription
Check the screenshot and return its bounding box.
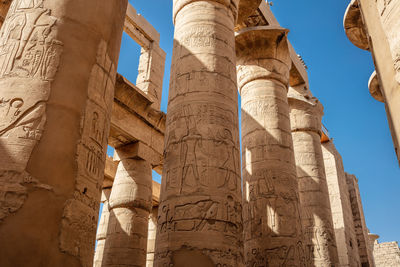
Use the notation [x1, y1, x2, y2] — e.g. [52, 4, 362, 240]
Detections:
[60, 40, 116, 267]
[164, 104, 240, 196]
[0, 0, 62, 222]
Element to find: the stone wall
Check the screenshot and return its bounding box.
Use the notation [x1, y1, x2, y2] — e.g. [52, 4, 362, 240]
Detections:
[374, 241, 400, 267]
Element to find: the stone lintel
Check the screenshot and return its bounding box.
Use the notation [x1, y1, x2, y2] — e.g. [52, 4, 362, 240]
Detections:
[344, 0, 369, 50]
[124, 3, 160, 48]
[237, 0, 263, 25]
[236, 26, 291, 90]
[257, 1, 310, 88]
[368, 71, 385, 103]
[114, 141, 163, 168]
[109, 74, 165, 165]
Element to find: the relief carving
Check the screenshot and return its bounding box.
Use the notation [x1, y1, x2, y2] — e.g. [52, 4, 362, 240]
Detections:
[60, 39, 116, 267]
[0, 0, 62, 223]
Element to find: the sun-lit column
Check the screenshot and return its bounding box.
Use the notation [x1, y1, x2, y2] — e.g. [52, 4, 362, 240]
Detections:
[0, 0, 127, 266]
[237, 26, 306, 266]
[288, 89, 339, 266]
[322, 140, 361, 266]
[93, 188, 112, 267]
[154, 0, 245, 265]
[102, 143, 153, 267]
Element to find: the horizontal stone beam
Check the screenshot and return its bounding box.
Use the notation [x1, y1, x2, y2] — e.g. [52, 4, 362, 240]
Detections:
[109, 74, 165, 173]
[124, 3, 160, 48]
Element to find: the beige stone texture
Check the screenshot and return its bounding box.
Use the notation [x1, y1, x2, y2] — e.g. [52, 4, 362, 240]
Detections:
[288, 88, 339, 266]
[368, 71, 385, 103]
[237, 26, 306, 266]
[101, 144, 153, 267]
[154, 0, 247, 265]
[368, 233, 379, 267]
[346, 173, 375, 267]
[0, 0, 11, 28]
[322, 141, 361, 267]
[0, 0, 127, 266]
[344, 0, 400, 166]
[93, 189, 112, 267]
[236, 1, 310, 90]
[110, 74, 166, 174]
[147, 206, 158, 267]
[373, 241, 400, 267]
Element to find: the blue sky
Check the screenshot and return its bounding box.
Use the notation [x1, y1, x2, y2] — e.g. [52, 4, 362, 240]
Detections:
[117, 0, 400, 243]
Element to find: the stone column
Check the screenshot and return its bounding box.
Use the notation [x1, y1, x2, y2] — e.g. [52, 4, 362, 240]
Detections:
[0, 0, 11, 28]
[346, 173, 375, 267]
[237, 26, 305, 266]
[288, 89, 339, 266]
[322, 140, 361, 266]
[0, 0, 127, 266]
[147, 206, 158, 267]
[154, 0, 243, 266]
[93, 188, 112, 267]
[102, 143, 153, 267]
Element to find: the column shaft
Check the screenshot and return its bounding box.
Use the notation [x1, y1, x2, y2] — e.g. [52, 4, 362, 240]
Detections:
[237, 27, 305, 266]
[288, 93, 339, 266]
[155, 0, 243, 266]
[93, 188, 112, 267]
[0, 0, 127, 266]
[102, 156, 153, 267]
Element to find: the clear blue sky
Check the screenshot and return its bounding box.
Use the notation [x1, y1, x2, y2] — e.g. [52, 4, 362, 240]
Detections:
[117, 0, 400, 243]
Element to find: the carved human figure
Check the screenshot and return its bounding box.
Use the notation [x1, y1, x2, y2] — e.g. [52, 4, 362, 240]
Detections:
[237, 26, 305, 266]
[154, 0, 246, 265]
[0, 0, 128, 266]
[288, 88, 339, 266]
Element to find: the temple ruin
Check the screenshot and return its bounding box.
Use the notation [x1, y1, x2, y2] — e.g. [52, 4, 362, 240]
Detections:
[0, 0, 398, 266]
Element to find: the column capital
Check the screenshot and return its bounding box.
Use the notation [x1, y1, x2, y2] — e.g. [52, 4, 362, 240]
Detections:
[368, 70, 385, 103]
[173, 0, 240, 24]
[236, 26, 291, 91]
[288, 87, 324, 135]
[344, 0, 369, 50]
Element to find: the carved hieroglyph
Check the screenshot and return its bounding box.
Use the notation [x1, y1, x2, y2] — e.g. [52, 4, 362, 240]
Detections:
[59, 39, 118, 266]
[0, 0, 127, 266]
[154, 0, 244, 266]
[236, 26, 305, 266]
[288, 89, 339, 266]
[0, 0, 62, 223]
[346, 173, 375, 267]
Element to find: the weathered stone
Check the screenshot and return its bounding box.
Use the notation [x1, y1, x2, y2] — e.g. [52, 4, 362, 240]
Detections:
[344, 0, 400, 166]
[102, 145, 153, 267]
[373, 241, 400, 267]
[0, 0, 127, 266]
[346, 173, 375, 267]
[154, 0, 243, 266]
[93, 189, 112, 267]
[288, 88, 339, 266]
[323, 140, 361, 267]
[368, 71, 385, 103]
[0, 0, 11, 28]
[237, 26, 305, 266]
